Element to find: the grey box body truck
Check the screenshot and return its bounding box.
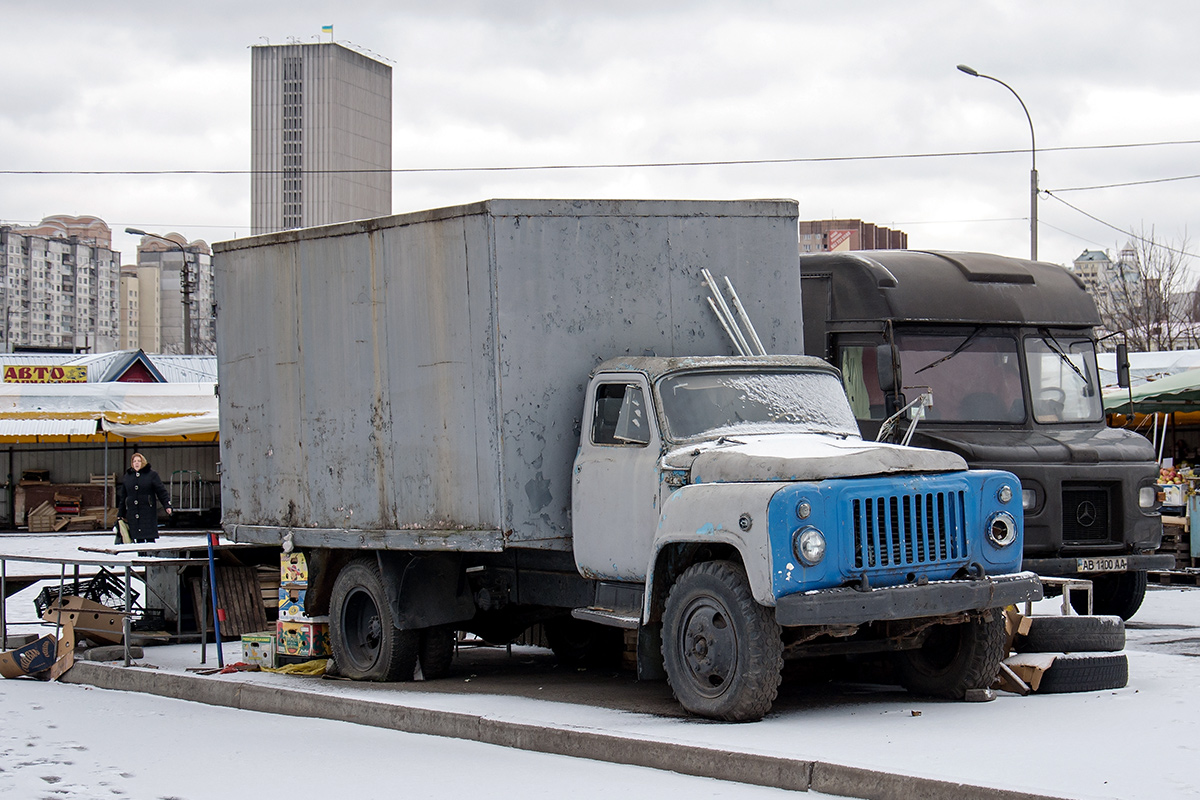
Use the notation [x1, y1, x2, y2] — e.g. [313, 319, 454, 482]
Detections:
[215, 201, 1038, 721]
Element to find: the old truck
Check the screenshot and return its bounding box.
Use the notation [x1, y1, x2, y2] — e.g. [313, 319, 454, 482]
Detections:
[799, 249, 1168, 619]
[214, 200, 1039, 721]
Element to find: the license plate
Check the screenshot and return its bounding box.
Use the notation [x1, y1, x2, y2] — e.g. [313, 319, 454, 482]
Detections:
[1076, 556, 1128, 572]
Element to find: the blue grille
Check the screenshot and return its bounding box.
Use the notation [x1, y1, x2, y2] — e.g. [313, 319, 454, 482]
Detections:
[851, 490, 966, 570]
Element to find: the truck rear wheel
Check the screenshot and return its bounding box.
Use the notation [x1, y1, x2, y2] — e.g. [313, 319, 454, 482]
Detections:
[1073, 571, 1147, 620]
[330, 558, 418, 681]
[662, 560, 783, 722]
[892, 608, 1005, 699]
[418, 626, 456, 680]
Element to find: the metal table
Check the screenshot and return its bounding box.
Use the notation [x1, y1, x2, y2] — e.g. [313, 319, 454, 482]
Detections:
[1, 543, 220, 667]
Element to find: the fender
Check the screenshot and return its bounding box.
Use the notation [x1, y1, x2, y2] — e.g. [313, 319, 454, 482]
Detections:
[377, 551, 476, 630]
[642, 481, 789, 621]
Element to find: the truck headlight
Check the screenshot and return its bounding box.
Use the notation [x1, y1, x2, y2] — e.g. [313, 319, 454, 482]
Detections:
[987, 512, 1018, 547]
[793, 526, 826, 566]
[1139, 486, 1159, 509]
[1021, 489, 1036, 510]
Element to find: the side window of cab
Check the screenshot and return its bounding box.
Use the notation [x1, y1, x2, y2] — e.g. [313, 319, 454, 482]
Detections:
[592, 383, 650, 446]
[838, 345, 887, 420]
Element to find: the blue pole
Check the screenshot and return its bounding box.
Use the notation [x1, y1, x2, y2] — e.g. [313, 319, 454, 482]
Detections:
[207, 532, 224, 667]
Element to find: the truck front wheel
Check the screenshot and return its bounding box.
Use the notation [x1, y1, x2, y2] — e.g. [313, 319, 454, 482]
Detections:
[330, 558, 418, 681]
[892, 608, 1005, 699]
[662, 560, 783, 722]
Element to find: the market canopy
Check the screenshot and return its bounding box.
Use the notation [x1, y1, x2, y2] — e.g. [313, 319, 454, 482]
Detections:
[1103, 368, 1200, 415]
[0, 382, 218, 442]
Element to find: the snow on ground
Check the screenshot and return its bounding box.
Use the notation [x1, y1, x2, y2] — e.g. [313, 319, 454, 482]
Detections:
[3, 532, 1199, 799]
[0, 672, 816, 800]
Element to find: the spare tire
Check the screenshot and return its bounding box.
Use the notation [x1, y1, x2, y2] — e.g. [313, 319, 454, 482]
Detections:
[1016, 615, 1125, 653]
[1037, 652, 1129, 694]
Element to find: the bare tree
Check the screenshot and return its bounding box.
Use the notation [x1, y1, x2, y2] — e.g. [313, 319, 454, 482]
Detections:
[1093, 226, 1195, 351]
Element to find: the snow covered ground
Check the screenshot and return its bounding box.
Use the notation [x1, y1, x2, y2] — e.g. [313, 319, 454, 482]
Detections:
[2, 534, 1198, 799]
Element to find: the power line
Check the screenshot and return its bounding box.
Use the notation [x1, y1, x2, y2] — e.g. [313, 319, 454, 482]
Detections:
[4, 138, 1200, 177]
[1043, 190, 1199, 260]
[1047, 173, 1200, 193]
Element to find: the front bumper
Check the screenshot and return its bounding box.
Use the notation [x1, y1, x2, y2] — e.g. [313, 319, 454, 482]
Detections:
[774, 571, 1042, 627]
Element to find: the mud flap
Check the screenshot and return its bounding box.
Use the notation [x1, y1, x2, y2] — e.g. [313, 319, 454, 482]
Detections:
[378, 552, 476, 630]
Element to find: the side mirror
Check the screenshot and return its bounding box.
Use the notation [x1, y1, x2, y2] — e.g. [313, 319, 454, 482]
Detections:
[876, 344, 899, 395]
[1116, 343, 1130, 389]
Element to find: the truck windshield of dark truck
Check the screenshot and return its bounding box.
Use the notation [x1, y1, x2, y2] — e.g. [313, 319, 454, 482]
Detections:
[839, 331, 1102, 425]
[658, 370, 860, 441]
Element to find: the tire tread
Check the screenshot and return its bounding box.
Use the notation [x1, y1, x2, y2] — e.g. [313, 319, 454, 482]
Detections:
[1037, 652, 1129, 693]
[661, 560, 783, 721]
[1016, 614, 1125, 653]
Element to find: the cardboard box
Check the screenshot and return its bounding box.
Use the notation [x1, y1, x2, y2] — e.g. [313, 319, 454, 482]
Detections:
[281, 552, 309, 586]
[242, 631, 276, 668]
[276, 619, 330, 658]
[278, 586, 310, 621]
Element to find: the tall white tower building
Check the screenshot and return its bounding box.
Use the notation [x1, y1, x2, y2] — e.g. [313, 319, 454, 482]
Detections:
[251, 42, 392, 235]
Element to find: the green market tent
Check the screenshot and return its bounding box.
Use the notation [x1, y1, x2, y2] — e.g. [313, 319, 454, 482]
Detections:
[1103, 368, 1200, 415]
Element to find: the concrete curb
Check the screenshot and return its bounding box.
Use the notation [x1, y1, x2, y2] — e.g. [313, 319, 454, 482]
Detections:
[61, 662, 1066, 800]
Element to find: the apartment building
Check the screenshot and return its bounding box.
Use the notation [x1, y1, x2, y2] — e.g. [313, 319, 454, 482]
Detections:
[0, 215, 121, 353]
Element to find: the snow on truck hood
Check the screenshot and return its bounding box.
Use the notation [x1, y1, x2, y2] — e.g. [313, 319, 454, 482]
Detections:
[672, 433, 968, 483]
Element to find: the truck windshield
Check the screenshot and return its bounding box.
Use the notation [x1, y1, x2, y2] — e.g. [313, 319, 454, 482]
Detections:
[657, 370, 860, 441]
[1025, 334, 1103, 423]
[894, 333, 1025, 423]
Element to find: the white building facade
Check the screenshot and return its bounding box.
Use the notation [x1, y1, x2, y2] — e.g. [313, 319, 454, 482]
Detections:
[251, 42, 392, 235]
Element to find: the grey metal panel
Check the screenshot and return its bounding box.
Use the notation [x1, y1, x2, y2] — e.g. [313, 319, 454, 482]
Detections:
[230, 524, 504, 552]
[216, 235, 305, 527]
[215, 199, 801, 550]
[372, 209, 501, 533]
[489, 200, 803, 545]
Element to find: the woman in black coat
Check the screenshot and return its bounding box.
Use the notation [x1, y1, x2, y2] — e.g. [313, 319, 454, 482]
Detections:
[116, 453, 173, 543]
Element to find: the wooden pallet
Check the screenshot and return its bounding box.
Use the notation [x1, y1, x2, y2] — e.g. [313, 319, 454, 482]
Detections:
[1160, 521, 1195, 571]
[189, 565, 270, 638]
[1148, 570, 1200, 586]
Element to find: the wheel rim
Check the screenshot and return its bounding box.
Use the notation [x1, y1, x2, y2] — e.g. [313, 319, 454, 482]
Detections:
[677, 594, 739, 698]
[341, 586, 383, 671]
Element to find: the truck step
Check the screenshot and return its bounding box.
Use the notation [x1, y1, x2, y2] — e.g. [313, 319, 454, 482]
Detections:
[571, 607, 640, 629]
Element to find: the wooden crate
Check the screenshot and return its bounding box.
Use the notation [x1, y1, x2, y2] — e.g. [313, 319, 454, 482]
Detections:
[27, 501, 55, 532]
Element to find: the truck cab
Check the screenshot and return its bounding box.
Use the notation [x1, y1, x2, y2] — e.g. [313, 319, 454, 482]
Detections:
[799, 250, 1168, 618]
[572, 355, 1038, 720]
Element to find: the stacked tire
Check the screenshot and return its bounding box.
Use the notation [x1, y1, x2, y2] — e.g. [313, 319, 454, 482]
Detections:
[1012, 615, 1129, 693]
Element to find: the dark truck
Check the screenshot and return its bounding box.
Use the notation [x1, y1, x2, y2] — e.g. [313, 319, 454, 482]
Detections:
[799, 249, 1169, 619]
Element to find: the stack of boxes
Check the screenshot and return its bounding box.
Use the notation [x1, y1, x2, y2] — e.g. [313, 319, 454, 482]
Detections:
[276, 552, 331, 660]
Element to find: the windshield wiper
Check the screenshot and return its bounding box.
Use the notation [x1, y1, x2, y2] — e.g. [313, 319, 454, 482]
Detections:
[915, 327, 983, 375]
[1038, 328, 1089, 386]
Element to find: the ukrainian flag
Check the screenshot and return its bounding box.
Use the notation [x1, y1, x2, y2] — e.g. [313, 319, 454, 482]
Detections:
[322, 24, 333, 33]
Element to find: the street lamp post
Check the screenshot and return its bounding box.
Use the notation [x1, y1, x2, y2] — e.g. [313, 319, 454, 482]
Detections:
[125, 227, 193, 354]
[957, 64, 1038, 262]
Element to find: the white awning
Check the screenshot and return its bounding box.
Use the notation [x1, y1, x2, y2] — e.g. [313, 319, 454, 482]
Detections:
[0, 419, 99, 437]
[0, 382, 218, 441]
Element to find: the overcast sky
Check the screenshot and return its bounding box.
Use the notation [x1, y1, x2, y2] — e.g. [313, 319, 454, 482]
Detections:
[3, 1, 1198, 272]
